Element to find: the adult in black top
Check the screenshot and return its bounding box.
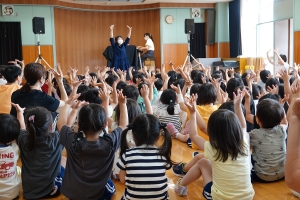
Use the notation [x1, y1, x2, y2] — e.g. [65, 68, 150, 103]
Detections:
[10, 63, 67, 117]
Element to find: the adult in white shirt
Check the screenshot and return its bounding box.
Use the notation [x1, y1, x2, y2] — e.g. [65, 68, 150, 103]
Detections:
[266, 49, 289, 76]
[137, 33, 155, 68]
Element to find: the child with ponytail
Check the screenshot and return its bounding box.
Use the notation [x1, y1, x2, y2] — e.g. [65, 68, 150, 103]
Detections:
[117, 114, 174, 200]
[57, 89, 128, 200]
[12, 104, 66, 199]
[153, 89, 182, 134]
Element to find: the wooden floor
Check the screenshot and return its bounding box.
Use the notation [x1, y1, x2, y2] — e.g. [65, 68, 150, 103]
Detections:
[16, 138, 297, 200]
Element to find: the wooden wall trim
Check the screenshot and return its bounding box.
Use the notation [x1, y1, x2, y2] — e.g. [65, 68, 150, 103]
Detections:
[22, 45, 54, 69]
[163, 44, 188, 71]
[219, 42, 230, 58]
[0, 0, 215, 11]
[294, 31, 300, 64]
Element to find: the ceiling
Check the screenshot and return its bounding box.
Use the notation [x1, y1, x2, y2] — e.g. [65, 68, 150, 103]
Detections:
[60, 0, 231, 6]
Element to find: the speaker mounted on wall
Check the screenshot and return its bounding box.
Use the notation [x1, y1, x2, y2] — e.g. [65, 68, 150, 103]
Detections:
[205, 9, 215, 44]
[185, 19, 195, 34]
[32, 17, 45, 34]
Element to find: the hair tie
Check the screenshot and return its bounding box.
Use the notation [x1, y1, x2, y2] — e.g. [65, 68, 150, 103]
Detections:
[170, 100, 173, 103]
[127, 124, 134, 130]
[160, 123, 167, 129]
[28, 115, 35, 123]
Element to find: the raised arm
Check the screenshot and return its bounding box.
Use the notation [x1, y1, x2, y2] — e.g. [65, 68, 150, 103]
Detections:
[99, 85, 110, 119]
[285, 84, 300, 193]
[110, 25, 114, 38]
[50, 64, 68, 102]
[185, 95, 205, 151]
[66, 100, 89, 127]
[244, 90, 254, 124]
[274, 49, 285, 66]
[140, 84, 153, 114]
[266, 49, 274, 65]
[11, 103, 26, 130]
[118, 91, 128, 130]
[233, 89, 247, 132]
[127, 25, 132, 38]
[57, 94, 80, 132]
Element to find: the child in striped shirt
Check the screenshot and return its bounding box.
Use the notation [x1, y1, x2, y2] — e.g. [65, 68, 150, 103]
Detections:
[117, 114, 174, 200]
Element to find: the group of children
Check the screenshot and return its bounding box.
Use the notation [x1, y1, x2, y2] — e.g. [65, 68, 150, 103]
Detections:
[0, 54, 300, 199]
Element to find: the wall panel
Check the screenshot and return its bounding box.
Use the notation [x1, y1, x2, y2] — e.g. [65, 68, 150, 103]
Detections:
[22, 45, 54, 69]
[54, 8, 160, 74]
[206, 43, 218, 58]
[294, 31, 300, 64]
[163, 44, 188, 71]
[219, 42, 230, 58]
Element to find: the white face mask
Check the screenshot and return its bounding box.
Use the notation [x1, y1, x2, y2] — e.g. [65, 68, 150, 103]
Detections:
[118, 39, 123, 45]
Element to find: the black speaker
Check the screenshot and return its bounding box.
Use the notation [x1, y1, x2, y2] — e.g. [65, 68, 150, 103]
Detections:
[206, 9, 215, 44]
[185, 19, 195, 34]
[32, 17, 45, 34]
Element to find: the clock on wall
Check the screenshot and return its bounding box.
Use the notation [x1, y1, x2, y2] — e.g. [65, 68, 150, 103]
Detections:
[165, 15, 174, 24]
[192, 8, 200, 18]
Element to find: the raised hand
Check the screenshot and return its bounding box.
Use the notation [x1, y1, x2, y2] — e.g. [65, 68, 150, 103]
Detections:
[233, 89, 245, 106]
[65, 93, 81, 106]
[109, 25, 114, 30]
[127, 25, 132, 30]
[118, 90, 126, 104]
[140, 84, 149, 99]
[72, 100, 89, 110]
[99, 87, 109, 102]
[11, 103, 25, 114]
[280, 94, 290, 105]
[170, 84, 182, 94]
[184, 94, 197, 113]
[267, 84, 279, 95]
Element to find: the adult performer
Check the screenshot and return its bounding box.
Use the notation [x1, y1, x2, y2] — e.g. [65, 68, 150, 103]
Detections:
[109, 25, 132, 71]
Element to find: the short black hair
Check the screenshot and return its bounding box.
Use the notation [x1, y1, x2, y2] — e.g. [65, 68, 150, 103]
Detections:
[280, 54, 287, 62]
[265, 78, 279, 91]
[155, 73, 162, 80]
[82, 89, 103, 104]
[160, 89, 177, 115]
[252, 84, 264, 100]
[0, 114, 20, 143]
[123, 85, 139, 101]
[105, 74, 118, 86]
[154, 78, 163, 91]
[197, 83, 217, 105]
[260, 70, 271, 83]
[256, 99, 284, 128]
[191, 69, 201, 80]
[116, 81, 127, 91]
[190, 83, 201, 96]
[226, 78, 244, 100]
[258, 93, 280, 102]
[4, 65, 21, 83]
[219, 101, 246, 116]
[193, 72, 208, 84]
[173, 78, 185, 91]
[133, 73, 145, 84]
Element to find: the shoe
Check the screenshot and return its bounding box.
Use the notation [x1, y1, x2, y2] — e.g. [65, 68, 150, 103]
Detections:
[172, 163, 186, 177]
[292, 190, 300, 198]
[192, 151, 199, 158]
[187, 138, 192, 148]
[175, 178, 188, 196]
[166, 122, 179, 137]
